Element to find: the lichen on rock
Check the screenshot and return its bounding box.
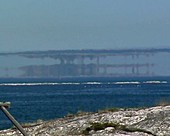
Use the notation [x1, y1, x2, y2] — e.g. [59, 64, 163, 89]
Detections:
[0, 105, 169, 136]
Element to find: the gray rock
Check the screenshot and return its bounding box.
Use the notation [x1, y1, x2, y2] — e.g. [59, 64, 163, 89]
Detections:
[0, 105, 169, 136]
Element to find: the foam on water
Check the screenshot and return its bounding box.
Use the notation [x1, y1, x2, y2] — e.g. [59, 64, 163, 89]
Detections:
[0, 82, 80, 86]
[114, 81, 140, 84]
[114, 80, 168, 85]
[0, 81, 102, 86]
[0, 80, 168, 86]
[143, 81, 168, 84]
[84, 82, 102, 84]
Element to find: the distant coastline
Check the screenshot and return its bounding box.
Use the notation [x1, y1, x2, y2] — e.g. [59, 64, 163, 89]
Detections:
[1, 48, 170, 78]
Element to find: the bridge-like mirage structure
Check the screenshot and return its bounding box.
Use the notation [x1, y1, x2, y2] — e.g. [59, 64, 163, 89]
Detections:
[1, 48, 170, 78]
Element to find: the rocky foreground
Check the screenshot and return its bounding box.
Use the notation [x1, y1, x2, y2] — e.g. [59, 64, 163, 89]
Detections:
[0, 105, 170, 136]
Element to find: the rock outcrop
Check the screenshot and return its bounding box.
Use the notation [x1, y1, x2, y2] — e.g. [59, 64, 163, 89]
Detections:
[0, 105, 170, 136]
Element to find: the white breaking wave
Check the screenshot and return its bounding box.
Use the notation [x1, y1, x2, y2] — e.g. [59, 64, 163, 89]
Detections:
[143, 81, 168, 84]
[114, 80, 168, 85]
[0, 80, 168, 86]
[0, 82, 80, 86]
[83, 82, 102, 84]
[114, 81, 141, 84]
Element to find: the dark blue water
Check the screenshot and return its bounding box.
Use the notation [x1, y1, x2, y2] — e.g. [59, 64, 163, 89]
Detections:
[0, 77, 170, 129]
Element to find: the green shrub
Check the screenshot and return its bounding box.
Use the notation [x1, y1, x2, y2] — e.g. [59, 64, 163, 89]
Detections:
[82, 122, 156, 136]
[98, 107, 121, 113]
[82, 122, 118, 135]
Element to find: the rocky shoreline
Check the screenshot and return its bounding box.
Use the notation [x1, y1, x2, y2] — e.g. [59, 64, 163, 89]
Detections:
[0, 105, 170, 136]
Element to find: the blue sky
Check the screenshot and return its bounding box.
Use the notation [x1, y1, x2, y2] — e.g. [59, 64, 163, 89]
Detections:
[1, 0, 170, 52]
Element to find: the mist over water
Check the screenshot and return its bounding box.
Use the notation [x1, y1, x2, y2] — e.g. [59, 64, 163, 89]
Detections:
[1, 50, 170, 77]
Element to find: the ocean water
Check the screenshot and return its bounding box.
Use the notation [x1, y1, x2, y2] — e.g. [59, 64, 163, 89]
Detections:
[0, 77, 170, 129]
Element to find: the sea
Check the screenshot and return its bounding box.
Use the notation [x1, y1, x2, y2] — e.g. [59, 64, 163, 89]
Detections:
[0, 76, 170, 130]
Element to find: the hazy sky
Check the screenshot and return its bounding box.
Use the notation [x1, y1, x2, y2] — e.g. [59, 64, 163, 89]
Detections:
[1, 0, 170, 52]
